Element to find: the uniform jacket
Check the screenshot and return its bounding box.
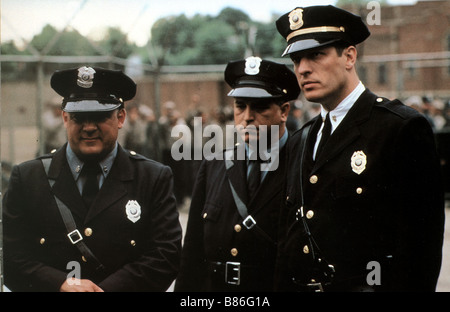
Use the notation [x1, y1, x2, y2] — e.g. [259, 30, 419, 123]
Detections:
[175, 144, 287, 291]
[275, 89, 445, 291]
[3, 144, 182, 292]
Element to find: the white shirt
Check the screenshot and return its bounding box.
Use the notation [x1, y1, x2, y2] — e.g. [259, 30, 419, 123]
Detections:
[313, 81, 366, 160]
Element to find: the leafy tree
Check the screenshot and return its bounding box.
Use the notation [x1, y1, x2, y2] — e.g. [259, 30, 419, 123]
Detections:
[217, 7, 251, 33]
[30, 24, 99, 56]
[99, 27, 137, 59]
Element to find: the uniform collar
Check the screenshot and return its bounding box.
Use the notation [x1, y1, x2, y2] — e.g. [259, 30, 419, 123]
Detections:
[321, 81, 366, 134]
[66, 143, 118, 181]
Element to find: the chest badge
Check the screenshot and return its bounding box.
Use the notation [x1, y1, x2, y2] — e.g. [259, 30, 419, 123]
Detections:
[126, 200, 141, 223]
[351, 151, 367, 175]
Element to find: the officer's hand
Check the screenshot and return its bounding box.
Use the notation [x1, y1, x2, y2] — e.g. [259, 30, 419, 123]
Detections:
[60, 278, 104, 292]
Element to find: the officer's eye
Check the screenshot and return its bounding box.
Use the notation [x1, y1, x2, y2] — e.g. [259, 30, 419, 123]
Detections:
[290, 55, 302, 64]
[69, 112, 112, 124]
[234, 101, 247, 110]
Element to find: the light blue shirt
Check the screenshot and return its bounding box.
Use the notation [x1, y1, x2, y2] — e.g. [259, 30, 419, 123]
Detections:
[66, 143, 118, 194]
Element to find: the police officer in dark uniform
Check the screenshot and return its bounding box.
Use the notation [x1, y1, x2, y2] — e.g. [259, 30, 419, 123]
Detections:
[3, 66, 182, 292]
[175, 57, 300, 291]
[274, 6, 445, 291]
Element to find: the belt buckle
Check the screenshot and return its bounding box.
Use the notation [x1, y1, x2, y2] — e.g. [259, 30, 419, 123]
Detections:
[67, 229, 83, 244]
[225, 262, 241, 285]
[243, 215, 256, 230]
[307, 282, 324, 292]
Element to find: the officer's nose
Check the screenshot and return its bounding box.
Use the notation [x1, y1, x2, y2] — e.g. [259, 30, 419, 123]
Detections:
[243, 105, 255, 124]
[82, 120, 98, 133]
[295, 58, 312, 77]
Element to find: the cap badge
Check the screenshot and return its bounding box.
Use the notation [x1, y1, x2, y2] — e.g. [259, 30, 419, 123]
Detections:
[77, 66, 96, 88]
[244, 56, 262, 75]
[289, 8, 304, 30]
[351, 151, 367, 175]
[125, 200, 141, 223]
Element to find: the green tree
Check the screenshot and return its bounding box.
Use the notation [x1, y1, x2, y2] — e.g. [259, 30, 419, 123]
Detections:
[99, 27, 136, 59]
[30, 24, 99, 56]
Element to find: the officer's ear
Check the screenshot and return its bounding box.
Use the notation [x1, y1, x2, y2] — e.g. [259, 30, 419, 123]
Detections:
[280, 102, 291, 122]
[117, 108, 127, 129]
[62, 111, 70, 128]
[344, 46, 357, 70]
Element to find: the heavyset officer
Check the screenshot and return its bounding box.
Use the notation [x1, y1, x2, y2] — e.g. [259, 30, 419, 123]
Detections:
[274, 5, 445, 291]
[175, 57, 300, 291]
[3, 66, 182, 292]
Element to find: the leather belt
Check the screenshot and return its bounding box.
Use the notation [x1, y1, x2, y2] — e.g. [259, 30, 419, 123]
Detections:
[208, 261, 262, 286]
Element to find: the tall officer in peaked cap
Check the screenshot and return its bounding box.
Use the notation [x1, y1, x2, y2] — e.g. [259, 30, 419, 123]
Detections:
[3, 66, 182, 291]
[175, 57, 300, 291]
[274, 5, 445, 291]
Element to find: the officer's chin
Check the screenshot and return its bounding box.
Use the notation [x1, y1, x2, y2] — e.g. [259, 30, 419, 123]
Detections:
[243, 133, 260, 146]
[77, 145, 108, 163]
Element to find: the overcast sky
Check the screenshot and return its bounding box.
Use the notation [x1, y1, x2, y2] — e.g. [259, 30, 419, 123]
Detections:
[2, 0, 418, 47]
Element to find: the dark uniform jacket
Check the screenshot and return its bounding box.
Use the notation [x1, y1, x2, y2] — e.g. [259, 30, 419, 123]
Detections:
[275, 89, 445, 292]
[3, 144, 182, 292]
[175, 145, 287, 291]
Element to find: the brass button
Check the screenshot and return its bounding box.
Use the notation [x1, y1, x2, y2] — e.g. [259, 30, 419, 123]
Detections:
[234, 224, 242, 232]
[231, 248, 238, 257]
[130, 240, 136, 246]
[130, 151, 137, 155]
[303, 245, 310, 254]
[39, 238, 45, 245]
[310, 175, 318, 184]
[82, 256, 87, 262]
[376, 97, 383, 102]
[356, 187, 363, 194]
[84, 228, 93, 237]
[203, 212, 208, 219]
[306, 210, 314, 219]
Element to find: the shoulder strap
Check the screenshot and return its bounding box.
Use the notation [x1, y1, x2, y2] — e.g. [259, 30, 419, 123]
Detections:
[298, 124, 312, 209]
[41, 158, 106, 272]
[224, 151, 276, 246]
[293, 125, 336, 283]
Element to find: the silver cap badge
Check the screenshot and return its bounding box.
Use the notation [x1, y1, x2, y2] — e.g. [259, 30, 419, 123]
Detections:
[289, 8, 304, 30]
[77, 66, 96, 88]
[244, 56, 262, 75]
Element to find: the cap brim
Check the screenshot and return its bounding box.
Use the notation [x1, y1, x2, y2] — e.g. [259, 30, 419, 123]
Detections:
[227, 87, 282, 99]
[282, 38, 342, 56]
[63, 100, 121, 113]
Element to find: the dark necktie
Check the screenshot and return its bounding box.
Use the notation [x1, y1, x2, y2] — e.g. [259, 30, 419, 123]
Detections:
[247, 159, 261, 201]
[316, 113, 331, 159]
[81, 162, 101, 208]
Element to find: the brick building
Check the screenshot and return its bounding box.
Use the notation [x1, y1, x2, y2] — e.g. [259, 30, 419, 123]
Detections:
[351, 0, 450, 99]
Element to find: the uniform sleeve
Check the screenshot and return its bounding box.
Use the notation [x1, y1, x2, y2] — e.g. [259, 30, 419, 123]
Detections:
[3, 164, 68, 291]
[174, 159, 208, 291]
[390, 115, 445, 291]
[98, 165, 182, 292]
